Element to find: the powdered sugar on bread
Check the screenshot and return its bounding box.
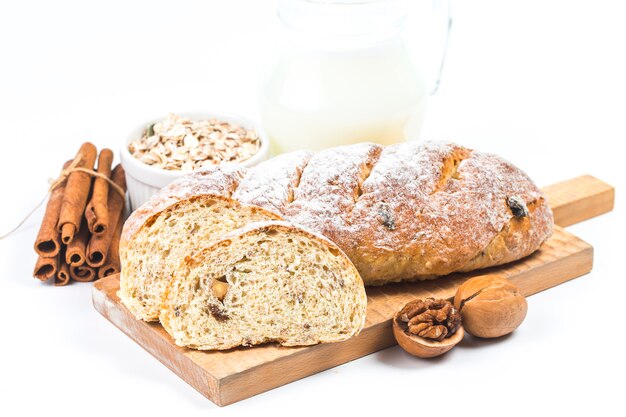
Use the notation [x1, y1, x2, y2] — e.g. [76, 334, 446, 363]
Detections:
[234, 141, 553, 284]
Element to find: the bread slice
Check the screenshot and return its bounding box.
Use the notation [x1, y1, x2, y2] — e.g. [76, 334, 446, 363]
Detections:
[119, 195, 280, 321]
[159, 221, 367, 350]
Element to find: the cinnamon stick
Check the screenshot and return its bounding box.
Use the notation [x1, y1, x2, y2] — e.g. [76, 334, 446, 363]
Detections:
[33, 253, 59, 281]
[98, 217, 123, 279]
[85, 149, 114, 235]
[56, 261, 71, 286]
[65, 220, 90, 266]
[69, 264, 96, 282]
[57, 142, 98, 244]
[86, 164, 126, 268]
[34, 161, 71, 257]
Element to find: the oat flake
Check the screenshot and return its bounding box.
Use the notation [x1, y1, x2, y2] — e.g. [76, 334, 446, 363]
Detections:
[129, 113, 261, 170]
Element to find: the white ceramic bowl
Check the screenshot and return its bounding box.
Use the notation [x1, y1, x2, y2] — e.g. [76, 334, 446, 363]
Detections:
[120, 112, 270, 211]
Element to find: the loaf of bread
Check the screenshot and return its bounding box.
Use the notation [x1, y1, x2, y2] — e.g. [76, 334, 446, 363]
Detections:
[234, 141, 553, 284]
[160, 221, 367, 350]
[119, 141, 553, 322]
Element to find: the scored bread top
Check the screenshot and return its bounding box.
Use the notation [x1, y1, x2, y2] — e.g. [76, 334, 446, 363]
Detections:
[122, 141, 554, 284]
[235, 141, 553, 283]
[232, 150, 314, 214]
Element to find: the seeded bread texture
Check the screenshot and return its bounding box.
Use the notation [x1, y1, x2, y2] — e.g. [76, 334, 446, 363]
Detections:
[160, 221, 367, 350]
[118, 194, 279, 321]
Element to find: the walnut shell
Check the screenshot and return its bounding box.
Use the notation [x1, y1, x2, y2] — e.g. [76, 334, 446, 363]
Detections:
[392, 309, 464, 358]
[454, 275, 527, 338]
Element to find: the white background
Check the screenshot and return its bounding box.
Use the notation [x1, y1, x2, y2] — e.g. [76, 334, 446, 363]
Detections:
[1, 1, 624, 416]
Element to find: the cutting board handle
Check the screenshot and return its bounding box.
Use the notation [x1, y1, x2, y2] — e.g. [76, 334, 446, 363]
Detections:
[542, 175, 614, 227]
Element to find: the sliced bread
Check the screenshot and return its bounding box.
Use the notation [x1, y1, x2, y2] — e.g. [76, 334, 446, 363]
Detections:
[159, 221, 368, 350]
[119, 194, 280, 321]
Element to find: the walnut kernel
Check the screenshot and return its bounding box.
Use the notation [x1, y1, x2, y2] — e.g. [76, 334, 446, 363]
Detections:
[393, 298, 464, 358]
[211, 278, 229, 302]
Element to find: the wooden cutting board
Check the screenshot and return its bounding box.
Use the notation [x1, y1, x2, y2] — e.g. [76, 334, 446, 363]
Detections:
[93, 175, 614, 406]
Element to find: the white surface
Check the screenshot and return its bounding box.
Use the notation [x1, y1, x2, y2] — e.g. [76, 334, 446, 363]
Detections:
[0, 1, 624, 416]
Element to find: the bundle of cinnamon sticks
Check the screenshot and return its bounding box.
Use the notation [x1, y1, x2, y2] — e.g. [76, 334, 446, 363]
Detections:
[33, 142, 127, 285]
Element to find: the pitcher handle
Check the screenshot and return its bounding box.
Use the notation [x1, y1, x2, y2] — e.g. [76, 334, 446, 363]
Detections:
[431, 0, 452, 95]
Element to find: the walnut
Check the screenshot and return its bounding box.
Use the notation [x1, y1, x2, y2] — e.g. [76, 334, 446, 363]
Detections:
[454, 275, 527, 338]
[211, 277, 229, 302]
[393, 298, 464, 358]
[400, 298, 462, 341]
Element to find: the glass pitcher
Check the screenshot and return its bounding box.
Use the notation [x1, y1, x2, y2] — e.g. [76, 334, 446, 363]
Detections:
[259, 0, 451, 154]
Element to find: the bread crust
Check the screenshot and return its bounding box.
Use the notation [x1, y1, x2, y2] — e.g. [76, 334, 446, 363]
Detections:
[120, 165, 281, 253]
[120, 165, 251, 245]
[122, 141, 554, 286]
